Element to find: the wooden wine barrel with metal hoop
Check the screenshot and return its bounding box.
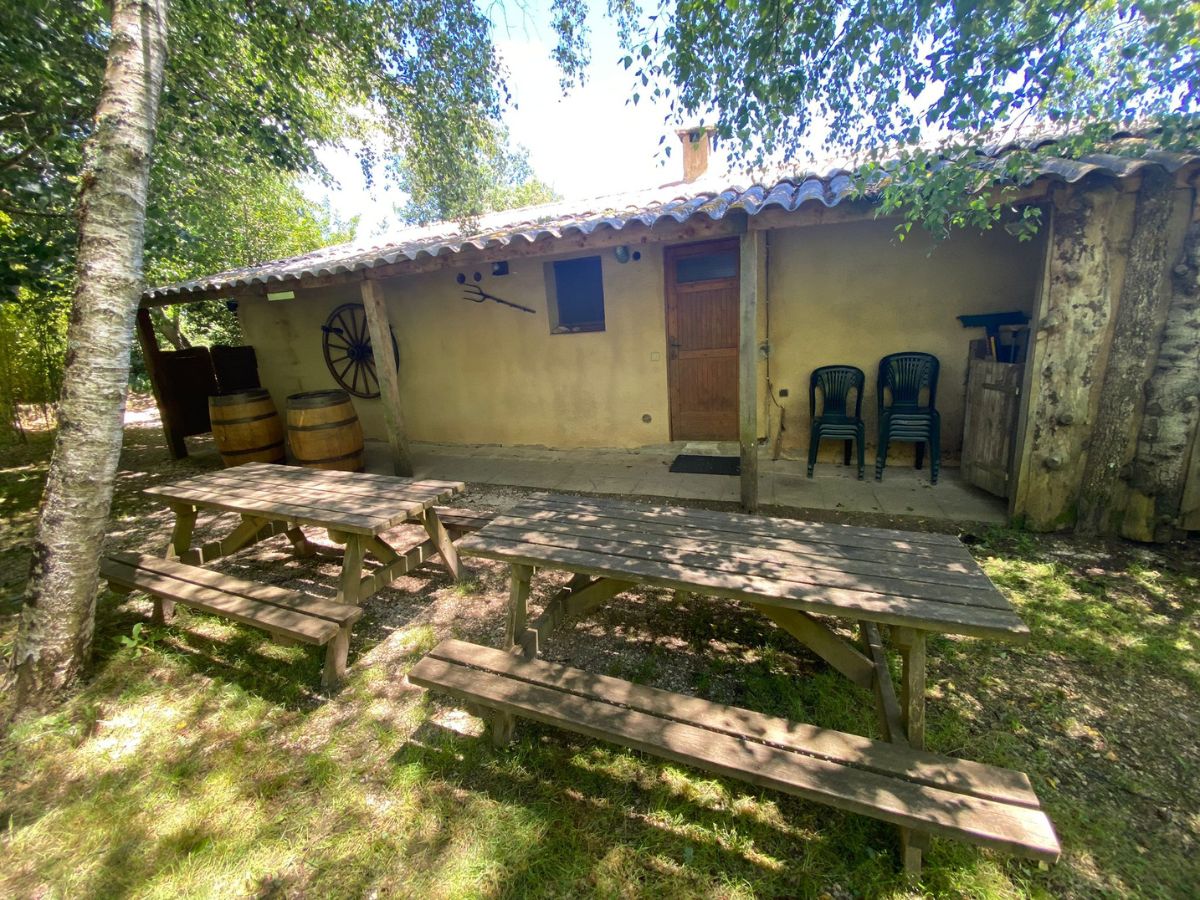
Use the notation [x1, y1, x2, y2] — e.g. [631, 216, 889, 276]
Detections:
[286, 390, 364, 472]
[208, 390, 285, 467]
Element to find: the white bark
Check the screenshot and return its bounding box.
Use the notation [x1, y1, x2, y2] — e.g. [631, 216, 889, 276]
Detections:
[8, 0, 169, 707]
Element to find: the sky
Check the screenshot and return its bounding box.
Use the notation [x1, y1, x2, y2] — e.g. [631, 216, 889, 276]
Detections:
[305, 0, 730, 239]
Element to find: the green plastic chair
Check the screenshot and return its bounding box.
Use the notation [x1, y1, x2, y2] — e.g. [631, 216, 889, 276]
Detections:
[807, 365, 866, 479]
[875, 352, 940, 483]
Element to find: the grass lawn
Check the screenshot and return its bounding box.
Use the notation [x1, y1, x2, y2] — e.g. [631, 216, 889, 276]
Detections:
[1, 420, 1198, 898]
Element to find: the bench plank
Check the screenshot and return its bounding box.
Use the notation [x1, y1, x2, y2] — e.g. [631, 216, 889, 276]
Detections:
[432, 507, 497, 534]
[410, 644, 1059, 861]
[428, 639, 1039, 808]
[107, 552, 361, 625]
[101, 557, 338, 645]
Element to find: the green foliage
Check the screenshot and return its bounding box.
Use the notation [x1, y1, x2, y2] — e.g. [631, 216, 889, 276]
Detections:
[619, 0, 1198, 235]
[0, 0, 105, 300]
[394, 128, 559, 227]
[117, 622, 159, 656]
[0, 289, 69, 416]
[0, 0, 588, 421]
[146, 168, 356, 350]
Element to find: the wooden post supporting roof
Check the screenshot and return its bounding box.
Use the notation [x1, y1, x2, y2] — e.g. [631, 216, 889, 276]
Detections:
[1010, 184, 1124, 529]
[359, 279, 414, 476]
[135, 307, 187, 459]
[739, 231, 761, 512]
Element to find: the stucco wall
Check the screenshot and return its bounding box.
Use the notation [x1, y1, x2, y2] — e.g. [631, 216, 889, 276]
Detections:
[239, 218, 1044, 454]
[766, 219, 1045, 462]
[240, 245, 673, 448]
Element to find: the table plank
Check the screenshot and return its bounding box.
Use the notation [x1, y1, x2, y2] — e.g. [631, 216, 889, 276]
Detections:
[236, 461, 463, 492]
[458, 531, 1028, 640]
[481, 519, 1008, 610]
[183, 469, 447, 521]
[527, 492, 967, 546]
[525, 495, 970, 560]
[216, 463, 462, 506]
[145, 467, 462, 534]
[144, 482, 403, 532]
[490, 509, 994, 591]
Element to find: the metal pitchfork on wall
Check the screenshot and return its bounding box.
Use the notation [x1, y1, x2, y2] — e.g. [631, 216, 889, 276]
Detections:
[463, 283, 536, 314]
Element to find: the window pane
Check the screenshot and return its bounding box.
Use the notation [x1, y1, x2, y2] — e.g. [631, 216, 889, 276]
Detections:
[675, 250, 737, 283]
[553, 256, 605, 329]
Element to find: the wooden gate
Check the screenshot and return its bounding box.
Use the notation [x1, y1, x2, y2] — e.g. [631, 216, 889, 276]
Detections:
[664, 239, 740, 441]
[961, 359, 1023, 498]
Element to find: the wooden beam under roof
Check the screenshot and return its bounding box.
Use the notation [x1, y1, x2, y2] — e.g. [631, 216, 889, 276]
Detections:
[140, 213, 747, 307]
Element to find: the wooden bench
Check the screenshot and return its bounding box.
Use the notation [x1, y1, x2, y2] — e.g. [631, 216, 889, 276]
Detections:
[411, 639, 1061, 868]
[101, 552, 362, 690]
[431, 506, 496, 538]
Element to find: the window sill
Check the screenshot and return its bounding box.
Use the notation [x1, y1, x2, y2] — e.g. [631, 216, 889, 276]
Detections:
[550, 324, 606, 335]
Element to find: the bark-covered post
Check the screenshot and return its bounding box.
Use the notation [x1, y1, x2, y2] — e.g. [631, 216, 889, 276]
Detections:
[8, 0, 169, 708]
[1076, 169, 1178, 535]
[738, 230, 761, 512]
[360, 277, 413, 476]
[1122, 207, 1200, 541]
[1012, 183, 1123, 530]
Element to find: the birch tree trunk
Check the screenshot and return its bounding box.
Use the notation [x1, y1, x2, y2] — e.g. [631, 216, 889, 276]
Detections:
[7, 0, 169, 709]
[1076, 169, 1176, 535]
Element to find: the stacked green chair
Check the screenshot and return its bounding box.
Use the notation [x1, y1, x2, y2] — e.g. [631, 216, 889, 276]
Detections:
[875, 352, 941, 483]
[807, 365, 866, 479]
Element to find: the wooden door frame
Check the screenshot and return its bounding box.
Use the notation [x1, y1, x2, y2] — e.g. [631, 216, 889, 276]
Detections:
[663, 237, 742, 441]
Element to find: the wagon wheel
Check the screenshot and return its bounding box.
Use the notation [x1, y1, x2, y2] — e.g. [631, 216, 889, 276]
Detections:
[321, 302, 399, 399]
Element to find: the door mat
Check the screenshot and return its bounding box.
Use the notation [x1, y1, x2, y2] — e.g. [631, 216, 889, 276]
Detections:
[668, 454, 741, 476]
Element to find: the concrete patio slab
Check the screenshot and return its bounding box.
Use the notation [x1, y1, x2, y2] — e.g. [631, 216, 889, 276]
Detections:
[366, 440, 1007, 524]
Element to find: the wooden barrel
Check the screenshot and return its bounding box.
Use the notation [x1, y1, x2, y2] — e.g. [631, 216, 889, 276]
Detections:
[208, 389, 284, 467]
[286, 390, 364, 472]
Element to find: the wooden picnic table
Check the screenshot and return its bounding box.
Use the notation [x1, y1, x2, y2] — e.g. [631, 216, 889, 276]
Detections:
[418, 493, 1057, 874]
[143, 461, 467, 605]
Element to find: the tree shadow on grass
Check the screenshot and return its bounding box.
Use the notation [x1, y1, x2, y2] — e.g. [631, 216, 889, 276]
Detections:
[390, 718, 903, 898]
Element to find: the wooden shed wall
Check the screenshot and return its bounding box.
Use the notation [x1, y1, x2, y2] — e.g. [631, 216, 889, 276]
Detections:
[1012, 171, 1200, 539]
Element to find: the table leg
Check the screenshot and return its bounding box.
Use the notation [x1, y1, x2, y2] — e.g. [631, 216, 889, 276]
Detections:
[862, 622, 931, 875]
[894, 627, 927, 750]
[285, 525, 316, 558]
[493, 563, 533, 747]
[337, 534, 366, 606]
[165, 504, 197, 561]
[157, 504, 198, 622]
[423, 508, 465, 581]
[893, 626, 929, 876]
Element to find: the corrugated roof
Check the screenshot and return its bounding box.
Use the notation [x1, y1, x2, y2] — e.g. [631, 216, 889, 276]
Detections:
[144, 139, 1199, 302]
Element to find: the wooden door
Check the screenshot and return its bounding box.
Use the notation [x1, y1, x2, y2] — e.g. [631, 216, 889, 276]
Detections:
[961, 358, 1023, 498]
[665, 239, 740, 440]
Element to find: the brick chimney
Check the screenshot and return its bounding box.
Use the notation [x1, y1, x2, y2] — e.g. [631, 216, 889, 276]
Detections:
[676, 126, 715, 183]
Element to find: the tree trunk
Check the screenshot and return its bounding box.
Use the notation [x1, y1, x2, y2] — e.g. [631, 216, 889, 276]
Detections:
[1076, 169, 1177, 535]
[7, 0, 169, 709]
[1122, 213, 1200, 541]
[1016, 184, 1120, 531]
[151, 307, 190, 350]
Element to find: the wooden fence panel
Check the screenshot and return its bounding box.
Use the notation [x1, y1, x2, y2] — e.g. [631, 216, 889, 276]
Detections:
[962, 359, 1023, 499]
